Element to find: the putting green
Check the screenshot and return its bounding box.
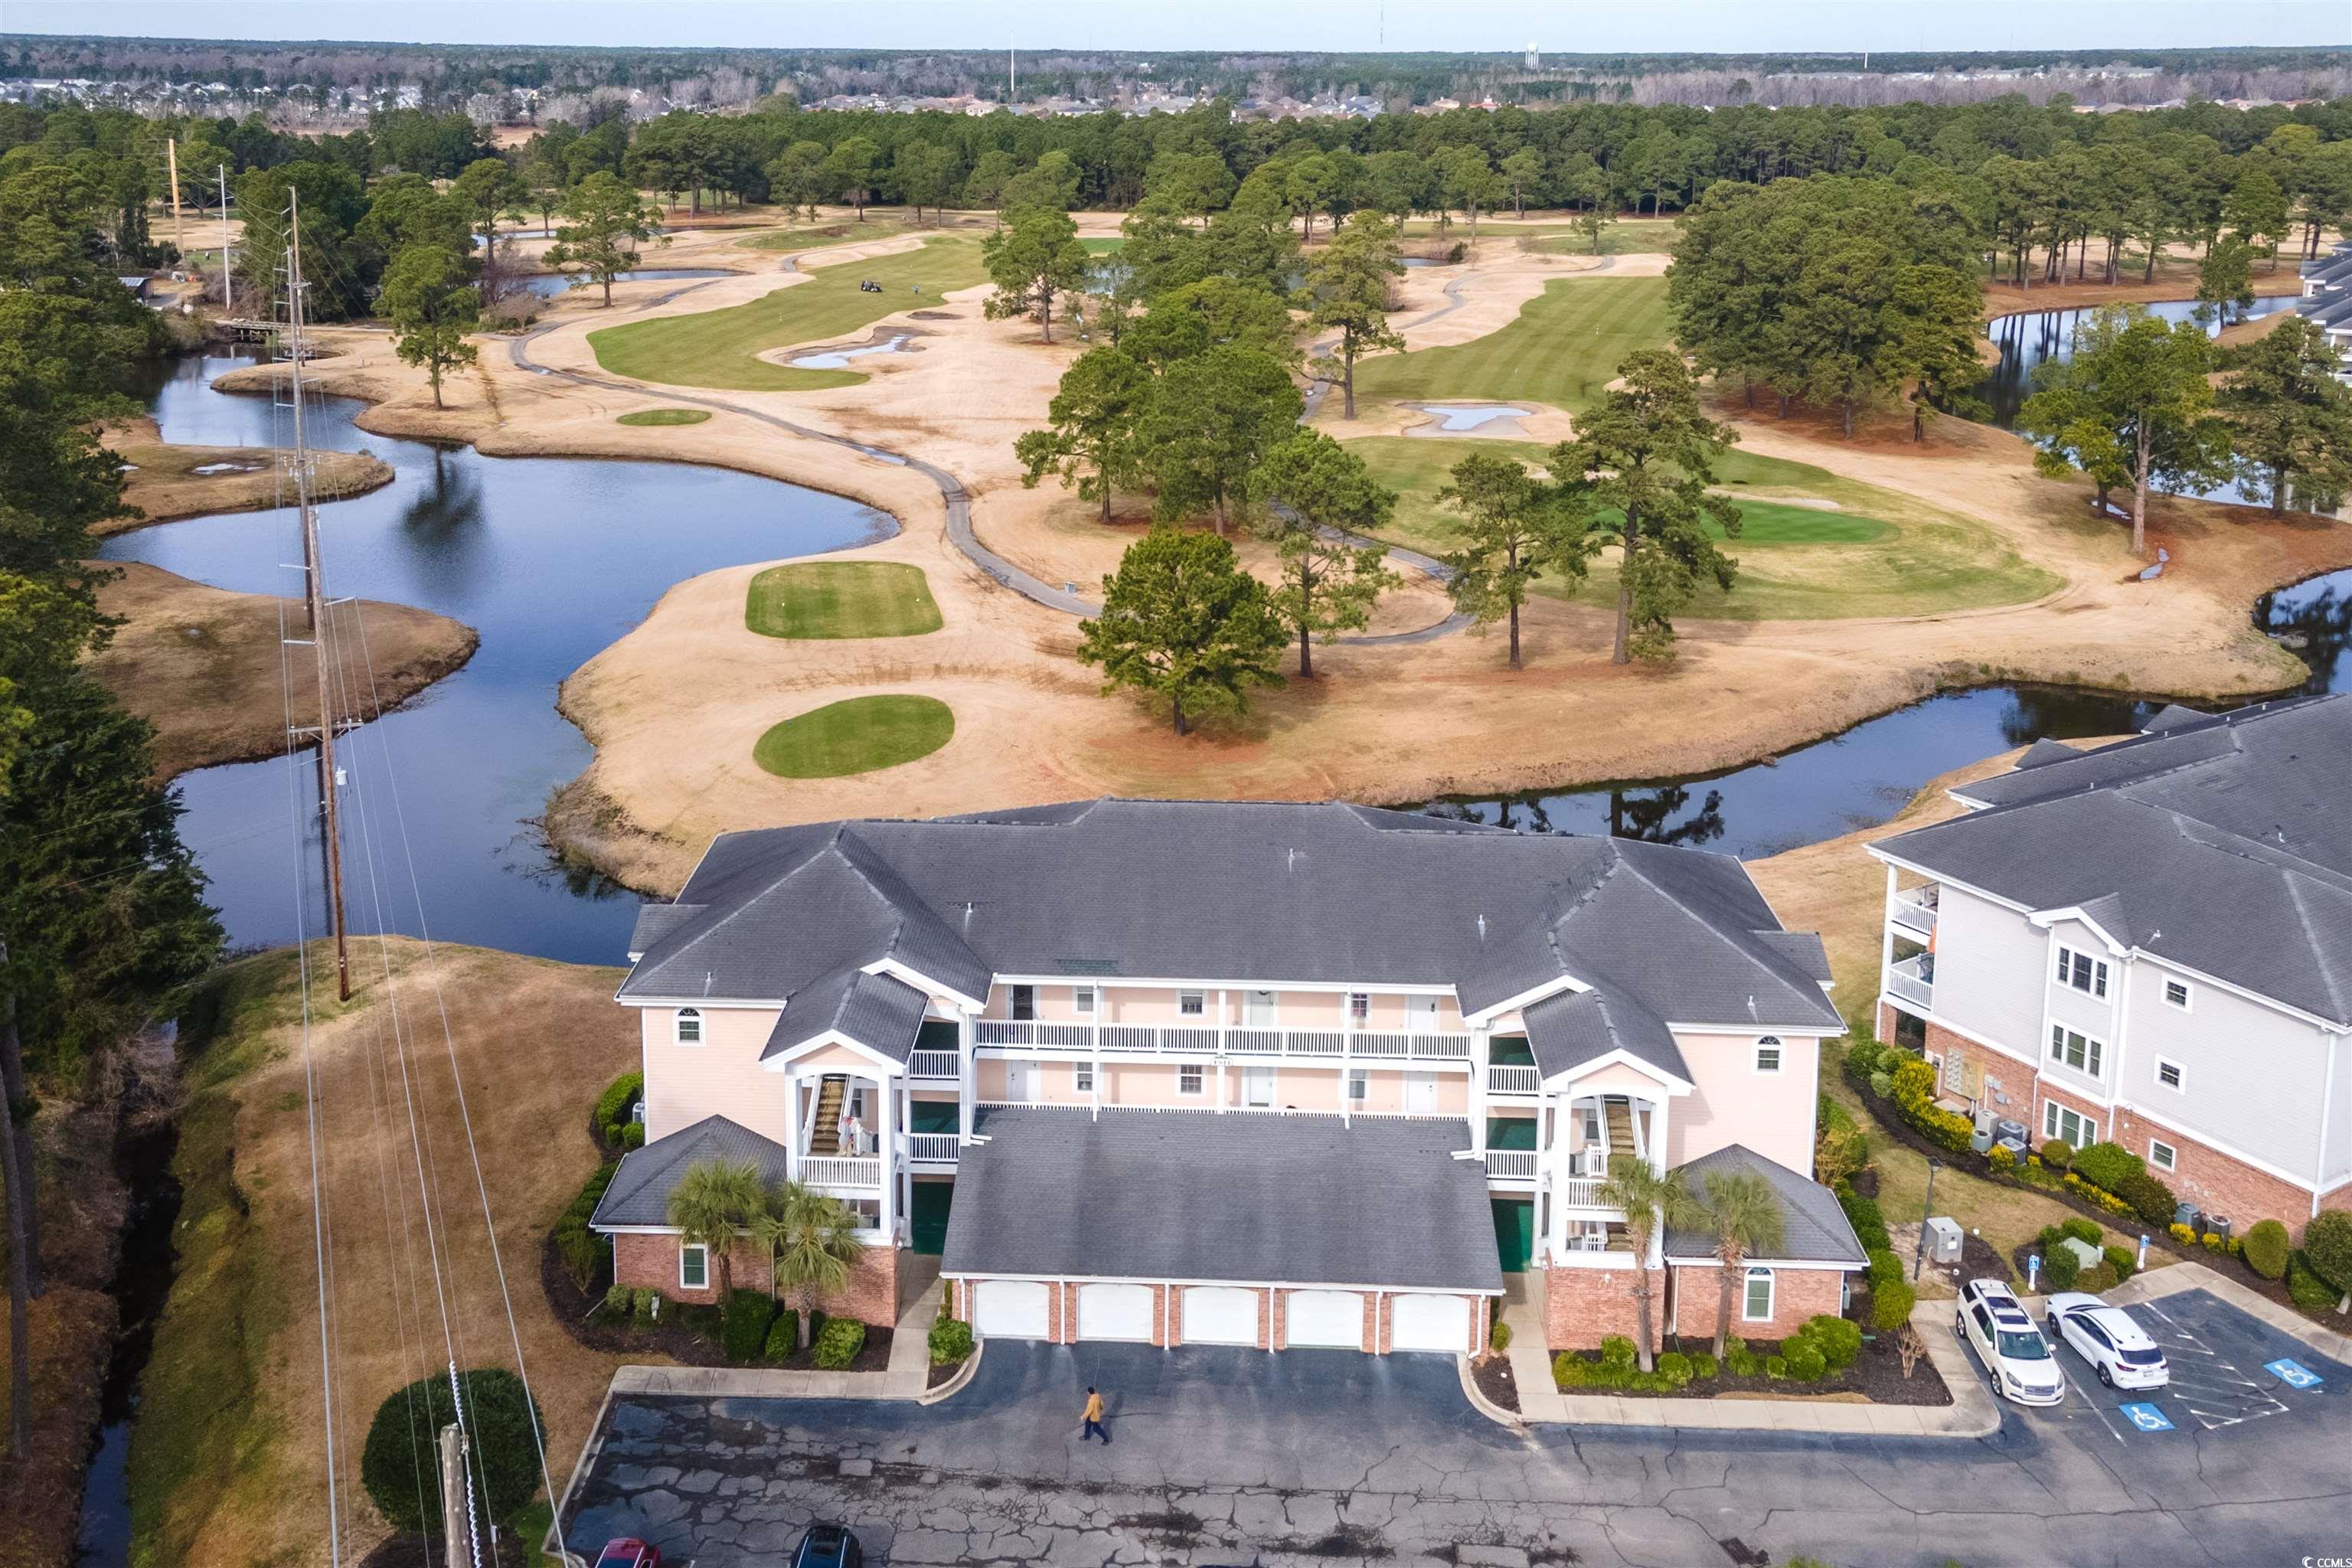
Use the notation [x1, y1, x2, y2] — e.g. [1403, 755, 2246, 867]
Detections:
[745, 562, 942, 639]
[1349, 276, 1674, 414]
[616, 408, 710, 426]
[753, 695, 955, 778]
[588, 237, 988, 392]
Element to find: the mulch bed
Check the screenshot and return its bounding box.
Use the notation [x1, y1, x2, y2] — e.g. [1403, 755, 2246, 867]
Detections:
[1554, 1329, 1952, 1406]
[1889, 1220, 2008, 1298]
[1472, 1351, 1521, 1413]
[926, 1354, 968, 1390]
[537, 1232, 893, 1371]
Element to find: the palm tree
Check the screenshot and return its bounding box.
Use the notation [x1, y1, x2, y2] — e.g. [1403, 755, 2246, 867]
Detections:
[756, 1180, 866, 1350]
[1697, 1171, 1787, 1359]
[666, 1158, 768, 1301]
[1595, 1158, 1697, 1373]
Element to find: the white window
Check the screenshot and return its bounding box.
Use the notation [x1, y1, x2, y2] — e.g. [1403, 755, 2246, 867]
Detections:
[1073, 985, 1096, 1015]
[1348, 992, 1370, 1021]
[2149, 1138, 2178, 1172]
[2048, 1024, 2102, 1077]
[674, 1007, 702, 1044]
[2162, 978, 2192, 1011]
[1743, 1266, 1775, 1322]
[1754, 1037, 1783, 1074]
[1178, 1064, 1204, 1096]
[2155, 1057, 2184, 1092]
[2055, 946, 2109, 998]
[1178, 991, 1205, 1018]
[1347, 1069, 1367, 1102]
[679, 1243, 709, 1292]
[2043, 1101, 2092, 1148]
[1073, 1063, 1093, 1094]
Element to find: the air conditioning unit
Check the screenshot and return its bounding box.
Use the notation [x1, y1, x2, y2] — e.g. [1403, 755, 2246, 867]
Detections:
[1925, 1216, 1964, 1265]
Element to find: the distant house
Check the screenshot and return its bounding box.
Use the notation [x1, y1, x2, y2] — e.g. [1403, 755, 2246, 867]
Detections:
[118, 275, 151, 302]
[2298, 240, 2352, 382]
[1870, 696, 2352, 1227]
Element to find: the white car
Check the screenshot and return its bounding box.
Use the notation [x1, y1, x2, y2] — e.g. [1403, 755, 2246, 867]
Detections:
[1957, 1278, 2065, 1406]
[2045, 1292, 2169, 1390]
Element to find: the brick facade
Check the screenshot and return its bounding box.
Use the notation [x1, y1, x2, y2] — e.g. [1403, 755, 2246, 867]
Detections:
[612, 1231, 900, 1326]
[1543, 1262, 1661, 1351]
[1666, 1263, 1846, 1341]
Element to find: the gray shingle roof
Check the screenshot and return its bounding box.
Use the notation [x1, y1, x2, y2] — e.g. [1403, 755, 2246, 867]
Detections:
[1888, 696, 2352, 1024]
[940, 1106, 1504, 1293]
[760, 969, 931, 1063]
[1524, 988, 1691, 1083]
[590, 1115, 792, 1229]
[622, 800, 1841, 1037]
[1663, 1143, 1867, 1267]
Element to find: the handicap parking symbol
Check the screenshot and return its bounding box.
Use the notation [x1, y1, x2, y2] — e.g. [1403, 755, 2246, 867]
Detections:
[2118, 1401, 2174, 1432]
[2264, 1357, 2323, 1390]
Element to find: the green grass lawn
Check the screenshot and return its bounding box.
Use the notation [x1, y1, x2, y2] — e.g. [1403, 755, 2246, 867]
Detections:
[755, 694, 955, 778]
[1348, 275, 1674, 415]
[1347, 435, 2057, 621]
[1081, 237, 1125, 254]
[616, 407, 710, 426]
[1514, 220, 1683, 256]
[588, 237, 988, 391]
[745, 561, 943, 639]
[732, 220, 919, 253]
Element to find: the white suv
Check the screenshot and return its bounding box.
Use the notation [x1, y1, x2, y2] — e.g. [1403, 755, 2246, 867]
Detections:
[2046, 1292, 2169, 1390]
[1957, 1279, 2065, 1406]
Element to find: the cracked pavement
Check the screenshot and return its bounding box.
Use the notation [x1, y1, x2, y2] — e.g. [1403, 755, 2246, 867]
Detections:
[560, 1294, 2350, 1567]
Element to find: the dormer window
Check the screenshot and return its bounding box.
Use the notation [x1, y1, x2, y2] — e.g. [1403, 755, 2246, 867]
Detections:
[675, 1007, 702, 1044]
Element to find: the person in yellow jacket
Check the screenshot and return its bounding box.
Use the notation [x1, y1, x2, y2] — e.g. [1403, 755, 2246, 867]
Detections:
[1081, 1386, 1109, 1444]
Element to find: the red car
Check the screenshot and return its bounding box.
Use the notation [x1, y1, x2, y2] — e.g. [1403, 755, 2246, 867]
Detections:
[594, 1542, 660, 1568]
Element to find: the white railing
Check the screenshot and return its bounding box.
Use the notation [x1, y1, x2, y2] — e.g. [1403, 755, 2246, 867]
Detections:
[1485, 1149, 1539, 1178]
[906, 1134, 960, 1164]
[972, 1019, 1474, 1061]
[799, 1155, 882, 1188]
[1555, 1176, 1614, 1208]
[1890, 884, 1939, 938]
[908, 1050, 959, 1080]
[1487, 1064, 1540, 1095]
[1887, 952, 1935, 1009]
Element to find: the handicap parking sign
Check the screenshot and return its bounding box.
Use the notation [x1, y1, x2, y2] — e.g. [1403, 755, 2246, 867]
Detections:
[2265, 1357, 2323, 1390]
[2118, 1401, 2174, 1432]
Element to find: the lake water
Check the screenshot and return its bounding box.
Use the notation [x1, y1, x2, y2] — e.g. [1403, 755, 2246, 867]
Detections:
[1976, 295, 2298, 428]
[1413, 403, 1531, 432]
[790, 332, 913, 369]
[102, 351, 890, 963]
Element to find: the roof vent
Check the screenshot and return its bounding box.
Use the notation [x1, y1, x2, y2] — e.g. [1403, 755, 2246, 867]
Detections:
[1477, 913, 1488, 938]
[1287, 847, 1298, 871]
[703, 970, 714, 996]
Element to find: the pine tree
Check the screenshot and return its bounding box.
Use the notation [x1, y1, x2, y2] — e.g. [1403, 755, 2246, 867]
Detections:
[1076, 528, 1288, 735]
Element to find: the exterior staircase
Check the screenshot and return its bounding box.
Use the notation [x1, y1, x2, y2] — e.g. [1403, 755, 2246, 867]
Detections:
[808, 1073, 848, 1154]
[1604, 1096, 1638, 1165]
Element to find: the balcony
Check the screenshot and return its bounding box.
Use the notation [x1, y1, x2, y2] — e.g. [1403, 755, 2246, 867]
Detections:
[972, 1019, 1473, 1062]
[1886, 952, 1935, 1010]
[1487, 1064, 1540, 1096]
[908, 1050, 959, 1080]
[1890, 884, 1939, 939]
[906, 1133, 959, 1165]
[1485, 1148, 1539, 1180]
[799, 1155, 882, 1188]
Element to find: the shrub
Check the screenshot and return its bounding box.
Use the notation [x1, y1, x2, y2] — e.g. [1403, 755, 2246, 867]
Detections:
[593, 1070, 644, 1147]
[2104, 1245, 2137, 1283]
[1656, 1351, 1694, 1387]
[552, 1162, 619, 1290]
[1870, 1279, 1916, 1332]
[1690, 1352, 1719, 1380]
[1867, 1249, 1903, 1289]
[632, 1288, 659, 1322]
[722, 1289, 776, 1363]
[1805, 1315, 1862, 1370]
[2073, 1140, 2144, 1193]
[1868, 1070, 1893, 1099]
[1598, 1334, 1638, 1371]
[1841, 1194, 1891, 1254]
[1723, 1336, 1760, 1377]
[1552, 1351, 1588, 1389]
[1765, 1354, 1789, 1379]
[2170, 1221, 2197, 1248]
[2287, 1253, 2338, 1312]
[1988, 1145, 2015, 1174]
[601, 1282, 632, 1318]
[1488, 1317, 1513, 1354]
[2203, 1232, 2225, 1253]
[620, 1122, 645, 1151]
[2043, 1246, 2081, 1291]
[1844, 1038, 1882, 1078]
[2301, 1211, 2352, 1292]
[671, 1302, 723, 1341]
[2112, 1170, 2178, 1227]
[2243, 1219, 2290, 1281]
[2040, 1139, 2075, 1172]
[1783, 1339, 1827, 1380]
[929, 1315, 975, 1366]
[812, 1315, 867, 1370]
[361, 1367, 545, 1532]
[763, 1309, 802, 1362]
[2061, 1217, 2103, 1247]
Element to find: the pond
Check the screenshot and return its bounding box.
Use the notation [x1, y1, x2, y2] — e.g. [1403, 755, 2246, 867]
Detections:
[789, 332, 913, 369]
[1410, 403, 1532, 432]
[102, 350, 891, 963]
[515, 267, 731, 299]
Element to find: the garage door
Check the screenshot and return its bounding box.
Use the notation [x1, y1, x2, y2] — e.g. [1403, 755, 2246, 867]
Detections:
[1076, 1282, 1155, 1341]
[1181, 1286, 1259, 1346]
[972, 1279, 1050, 1340]
[1285, 1290, 1364, 1349]
[1391, 1293, 1471, 1354]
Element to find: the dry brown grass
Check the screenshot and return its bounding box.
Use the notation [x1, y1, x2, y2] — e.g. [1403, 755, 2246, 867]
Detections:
[87, 564, 478, 782]
[0, 1285, 116, 1568]
[101, 416, 394, 533]
[129, 940, 640, 1568]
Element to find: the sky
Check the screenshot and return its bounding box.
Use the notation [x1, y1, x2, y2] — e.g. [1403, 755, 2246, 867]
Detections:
[4, 0, 2345, 55]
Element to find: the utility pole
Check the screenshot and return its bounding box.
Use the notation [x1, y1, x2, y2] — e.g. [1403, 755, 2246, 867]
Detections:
[217, 164, 233, 311]
[283, 190, 351, 1002]
[165, 136, 185, 255]
[438, 1423, 471, 1568]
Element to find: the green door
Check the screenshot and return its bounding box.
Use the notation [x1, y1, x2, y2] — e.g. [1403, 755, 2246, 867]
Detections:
[910, 1181, 954, 1256]
[1491, 1197, 1534, 1273]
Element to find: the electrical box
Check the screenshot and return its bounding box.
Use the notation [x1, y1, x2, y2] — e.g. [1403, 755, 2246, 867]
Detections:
[1926, 1216, 1964, 1265]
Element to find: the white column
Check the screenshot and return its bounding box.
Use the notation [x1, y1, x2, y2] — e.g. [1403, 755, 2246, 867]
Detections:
[958, 1008, 977, 1141]
[1216, 1057, 1227, 1112]
[783, 1069, 802, 1184]
[1880, 863, 1899, 993]
[1091, 1028, 1102, 1122]
[876, 1073, 896, 1243]
[1468, 1027, 1490, 1154]
[1650, 1093, 1672, 1174]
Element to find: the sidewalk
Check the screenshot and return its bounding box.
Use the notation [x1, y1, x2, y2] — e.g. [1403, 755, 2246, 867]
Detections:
[611, 1254, 946, 1402]
[1491, 1274, 1998, 1436]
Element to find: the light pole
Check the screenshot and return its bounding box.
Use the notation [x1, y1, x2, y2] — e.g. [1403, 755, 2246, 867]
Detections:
[1913, 1158, 1942, 1282]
